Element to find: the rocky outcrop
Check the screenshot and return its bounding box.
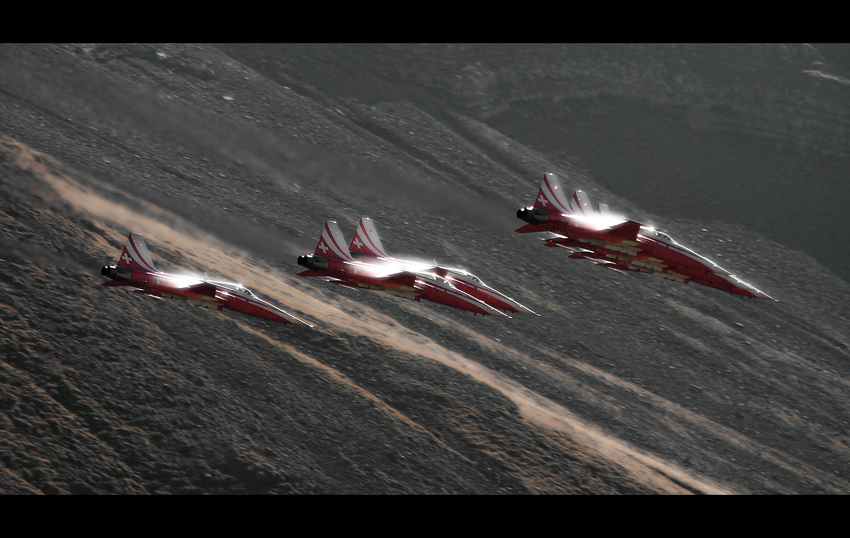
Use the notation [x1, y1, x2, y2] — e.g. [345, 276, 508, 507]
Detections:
[403, 44, 850, 158]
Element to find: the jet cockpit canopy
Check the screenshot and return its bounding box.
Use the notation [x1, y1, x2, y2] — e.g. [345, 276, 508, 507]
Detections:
[640, 226, 677, 244]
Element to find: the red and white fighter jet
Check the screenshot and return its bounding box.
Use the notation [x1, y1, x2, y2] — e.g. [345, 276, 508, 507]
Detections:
[516, 173, 776, 301]
[297, 221, 511, 317]
[348, 217, 536, 315]
[101, 233, 313, 326]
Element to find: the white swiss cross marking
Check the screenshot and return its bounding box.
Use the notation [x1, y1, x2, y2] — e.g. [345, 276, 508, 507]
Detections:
[537, 195, 548, 206]
[318, 241, 328, 253]
[122, 252, 132, 264]
[353, 237, 363, 249]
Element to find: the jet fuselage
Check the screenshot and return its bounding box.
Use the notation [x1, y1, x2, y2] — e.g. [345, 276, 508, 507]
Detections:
[516, 173, 775, 301]
[297, 251, 509, 317]
[347, 217, 535, 315]
[101, 266, 308, 325]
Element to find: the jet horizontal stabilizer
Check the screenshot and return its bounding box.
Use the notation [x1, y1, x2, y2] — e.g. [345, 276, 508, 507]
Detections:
[297, 269, 330, 278]
[515, 223, 551, 234]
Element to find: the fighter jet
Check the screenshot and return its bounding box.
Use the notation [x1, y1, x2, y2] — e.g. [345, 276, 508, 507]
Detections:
[101, 232, 313, 326]
[297, 221, 511, 317]
[516, 173, 776, 301]
[348, 217, 536, 315]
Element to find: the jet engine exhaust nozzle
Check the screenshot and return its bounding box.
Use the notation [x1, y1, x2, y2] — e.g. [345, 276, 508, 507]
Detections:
[101, 265, 131, 280]
[297, 255, 329, 270]
[517, 207, 549, 224]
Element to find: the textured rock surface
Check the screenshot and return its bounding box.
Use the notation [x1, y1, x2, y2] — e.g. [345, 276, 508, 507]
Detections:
[1, 43, 848, 494]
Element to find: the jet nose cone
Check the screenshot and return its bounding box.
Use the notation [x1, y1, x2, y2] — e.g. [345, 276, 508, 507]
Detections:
[477, 301, 511, 318]
[266, 303, 314, 327]
[741, 282, 776, 301]
[756, 290, 778, 301]
[479, 287, 537, 316]
[508, 301, 537, 315]
[283, 313, 314, 327]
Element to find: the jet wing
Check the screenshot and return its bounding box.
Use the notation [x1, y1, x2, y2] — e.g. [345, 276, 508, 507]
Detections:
[347, 261, 419, 287]
[185, 282, 219, 297]
[132, 289, 164, 299]
[299, 266, 417, 289]
[587, 259, 631, 275]
[602, 220, 642, 242]
[374, 270, 417, 288]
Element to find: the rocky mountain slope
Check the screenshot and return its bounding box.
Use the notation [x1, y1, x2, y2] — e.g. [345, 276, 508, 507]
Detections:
[1, 43, 848, 494]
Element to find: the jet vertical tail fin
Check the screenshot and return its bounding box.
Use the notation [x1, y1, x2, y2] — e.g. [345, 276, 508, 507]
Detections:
[568, 190, 592, 215]
[350, 217, 389, 258]
[533, 173, 574, 215]
[315, 221, 356, 262]
[117, 233, 158, 272]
